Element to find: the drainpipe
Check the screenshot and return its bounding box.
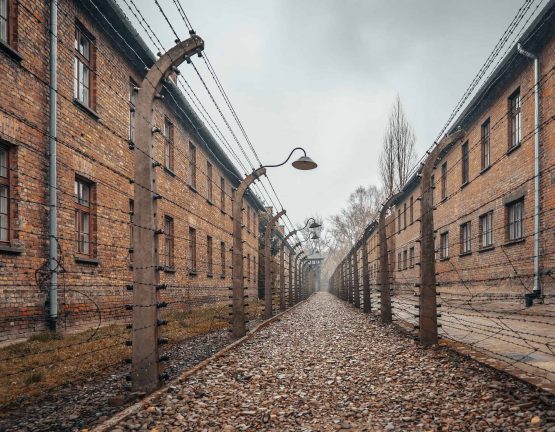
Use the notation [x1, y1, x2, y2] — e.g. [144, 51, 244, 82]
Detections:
[517, 43, 541, 298]
[48, 0, 58, 331]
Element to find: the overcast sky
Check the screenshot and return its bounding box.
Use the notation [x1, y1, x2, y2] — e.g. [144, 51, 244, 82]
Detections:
[123, 0, 533, 228]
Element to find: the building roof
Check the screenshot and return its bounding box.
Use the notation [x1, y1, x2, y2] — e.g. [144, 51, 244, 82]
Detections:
[446, 0, 555, 136]
[80, 0, 265, 211]
[393, 0, 555, 205]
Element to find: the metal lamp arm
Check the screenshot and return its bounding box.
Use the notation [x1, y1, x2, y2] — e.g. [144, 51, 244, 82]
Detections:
[262, 147, 307, 169]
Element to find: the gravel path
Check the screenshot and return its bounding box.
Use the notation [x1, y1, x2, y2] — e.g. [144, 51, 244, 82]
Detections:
[107, 292, 555, 431]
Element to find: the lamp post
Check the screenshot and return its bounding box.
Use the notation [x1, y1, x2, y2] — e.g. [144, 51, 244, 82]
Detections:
[293, 248, 305, 304]
[299, 256, 308, 300]
[264, 209, 286, 319]
[231, 148, 317, 338]
[279, 218, 321, 311]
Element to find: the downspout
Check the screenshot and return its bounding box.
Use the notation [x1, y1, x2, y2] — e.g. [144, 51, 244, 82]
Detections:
[517, 43, 541, 298]
[48, 0, 58, 331]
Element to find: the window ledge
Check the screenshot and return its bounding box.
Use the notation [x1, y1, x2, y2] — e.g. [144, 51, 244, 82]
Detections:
[220, 274, 226, 279]
[0, 41, 22, 62]
[164, 266, 176, 273]
[189, 269, 198, 276]
[461, 181, 469, 190]
[207, 273, 214, 278]
[478, 245, 495, 253]
[73, 99, 100, 121]
[507, 143, 521, 155]
[459, 251, 472, 257]
[504, 238, 525, 247]
[0, 244, 24, 254]
[220, 209, 226, 215]
[439, 257, 450, 261]
[206, 199, 214, 206]
[164, 167, 176, 177]
[75, 256, 100, 265]
[480, 165, 491, 175]
[188, 184, 198, 194]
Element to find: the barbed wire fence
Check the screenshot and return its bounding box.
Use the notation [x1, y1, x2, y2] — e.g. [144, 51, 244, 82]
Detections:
[0, 0, 310, 430]
[329, 0, 555, 393]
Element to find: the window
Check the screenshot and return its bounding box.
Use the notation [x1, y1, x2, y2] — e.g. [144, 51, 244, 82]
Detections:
[74, 24, 94, 108]
[403, 249, 408, 270]
[129, 199, 134, 263]
[441, 162, 447, 200]
[409, 196, 413, 224]
[0, 144, 10, 242]
[509, 89, 521, 149]
[439, 232, 449, 259]
[220, 177, 225, 212]
[207, 236, 213, 275]
[481, 119, 490, 170]
[247, 253, 251, 280]
[0, 0, 17, 48]
[479, 211, 493, 248]
[507, 199, 524, 241]
[247, 205, 251, 232]
[409, 247, 415, 268]
[164, 216, 174, 268]
[397, 252, 401, 271]
[206, 162, 213, 202]
[460, 221, 471, 254]
[74, 177, 93, 256]
[253, 256, 257, 283]
[403, 203, 407, 229]
[461, 142, 469, 185]
[397, 209, 401, 233]
[220, 241, 226, 277]
[189, 142, 196, 189]
[0, 0, 7, 44]
[164, 118, 174, 171]
[188, 227, 197, 273]
[129, 80, 138, 142]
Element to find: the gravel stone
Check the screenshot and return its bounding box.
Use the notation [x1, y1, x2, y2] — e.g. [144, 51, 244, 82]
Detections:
[103, 293, 555, 431]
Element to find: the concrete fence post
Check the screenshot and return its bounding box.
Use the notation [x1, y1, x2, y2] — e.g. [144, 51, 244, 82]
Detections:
[378, 193, 400, 324]
[353, 244, 360, 309]
[419, 131, 463, 345]
[132, 35, 204, 392]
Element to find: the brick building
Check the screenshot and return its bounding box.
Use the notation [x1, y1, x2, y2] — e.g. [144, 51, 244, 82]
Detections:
[0, 0, 265, 341]
[333, 0, 555, 310]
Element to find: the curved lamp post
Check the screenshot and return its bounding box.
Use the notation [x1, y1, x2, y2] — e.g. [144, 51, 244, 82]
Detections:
[264, 209, 286, 319]
[292, 245, 306, 305]
[280, 218, 321, 311]
[232, 148, 317, 338]
[299, 256, 309, 301]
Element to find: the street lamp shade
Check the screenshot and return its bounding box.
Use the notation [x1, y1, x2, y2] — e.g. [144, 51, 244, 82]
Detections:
[292, 155, 318, 170]
[309, 221, 321, 229]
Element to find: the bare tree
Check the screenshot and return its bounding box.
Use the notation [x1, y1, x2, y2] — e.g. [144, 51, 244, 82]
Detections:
[321, 185, 381, 279]
[379, 95, 417, 196]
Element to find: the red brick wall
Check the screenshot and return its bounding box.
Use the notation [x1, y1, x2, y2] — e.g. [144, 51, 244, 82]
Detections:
[0, 0, 262, 341]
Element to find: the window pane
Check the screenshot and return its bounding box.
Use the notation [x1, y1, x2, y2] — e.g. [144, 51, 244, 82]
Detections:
[82, 212, 90, 254]
[0, 185, 7, 241]
[0, 146, 7, 178]
[0, 0, 7, 43]
[73, 58, 79, 99]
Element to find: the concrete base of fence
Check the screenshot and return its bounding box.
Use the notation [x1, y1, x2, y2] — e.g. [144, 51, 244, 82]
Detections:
[390, 316, 555, 397]
[92, 297, 311, 432]
[439, 338, 555, 397]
